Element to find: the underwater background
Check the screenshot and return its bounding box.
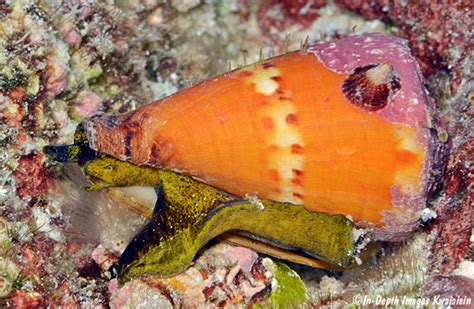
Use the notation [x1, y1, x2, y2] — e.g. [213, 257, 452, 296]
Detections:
[0, 0, 472, 307]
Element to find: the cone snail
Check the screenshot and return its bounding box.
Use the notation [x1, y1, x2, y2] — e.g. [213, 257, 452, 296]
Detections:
[44, 33, 449, 280]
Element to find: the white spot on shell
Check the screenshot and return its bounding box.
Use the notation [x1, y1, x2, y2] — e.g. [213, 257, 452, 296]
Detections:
[409, 98, 419, 105]
[370, 49, 384, 55]
[246, 67, 280, 96]
[261, 99, 304, 204]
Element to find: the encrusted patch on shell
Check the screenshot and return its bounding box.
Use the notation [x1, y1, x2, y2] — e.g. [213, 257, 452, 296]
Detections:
[309, 33, 449, 240]
[309, 32, 429, 127]
[342, 63, 401, 111]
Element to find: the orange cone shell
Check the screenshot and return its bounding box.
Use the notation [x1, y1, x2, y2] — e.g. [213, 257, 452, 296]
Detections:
[84, 34, 447, 239]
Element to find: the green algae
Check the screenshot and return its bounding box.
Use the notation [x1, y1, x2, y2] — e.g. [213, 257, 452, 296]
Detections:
[254, 259, 307, 309]
[70, 51, 103, 82]
[26, 74, 40, 96]
[268, 261, 307, 308]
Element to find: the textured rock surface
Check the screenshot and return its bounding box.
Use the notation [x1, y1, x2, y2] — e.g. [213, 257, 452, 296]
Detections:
[430, 140, 473, 275]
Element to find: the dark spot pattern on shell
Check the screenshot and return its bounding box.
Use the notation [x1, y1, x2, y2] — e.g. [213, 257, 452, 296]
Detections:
[123, 131, 133, 160]
[147, 135, 175, 168]
[292, 169, 303, 176]
[292, 192, 304, 199]
[262, 62, 275, 69]
[118, 114, 142, 160]
[342, 63, 401, 111]
[270, 76, 282, 83]
[291, 144, 304, 154]
[286, 113, 298, 125]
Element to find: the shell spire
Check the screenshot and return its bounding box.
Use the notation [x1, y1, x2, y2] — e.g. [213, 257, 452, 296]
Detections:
[83, 33, 448, 240]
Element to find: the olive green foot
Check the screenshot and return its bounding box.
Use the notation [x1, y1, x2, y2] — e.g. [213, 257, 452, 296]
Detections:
[117, 183, 355, 283]
[42, 151, 357, 283]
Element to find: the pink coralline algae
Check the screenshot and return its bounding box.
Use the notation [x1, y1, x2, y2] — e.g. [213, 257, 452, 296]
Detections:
[59, 22, 82, 49]
[2, 88, 26, 129]
[443, 139, 473, 200]
[278, 0, 326, 27]
[109, 244, 271, 307]
[257, 0, 326, 42]
[13, 154, 53, 202]
[10, 290, 43, 309]
[75, 92, 103, 117]
[423, 275, 474, 308]
[91, 245, 118, 271]
[335, 0, 473, 91]
[223, 246, 259, 273]
[430, 139, 473, 275]
[43, 61, 68, 98]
